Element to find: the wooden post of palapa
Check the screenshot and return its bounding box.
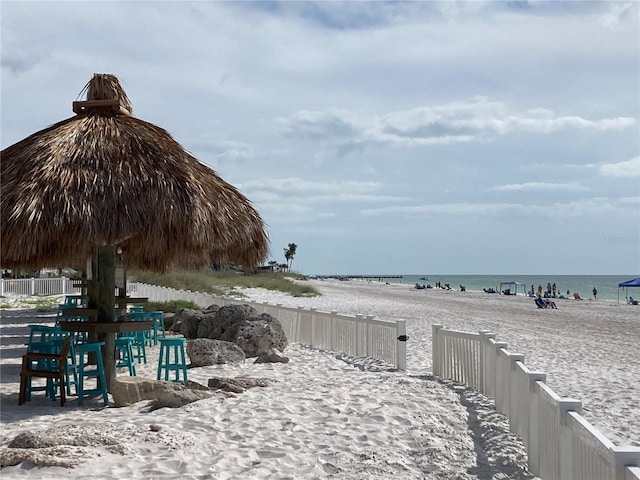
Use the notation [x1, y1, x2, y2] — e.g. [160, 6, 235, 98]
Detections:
[95, 245, 116, 391]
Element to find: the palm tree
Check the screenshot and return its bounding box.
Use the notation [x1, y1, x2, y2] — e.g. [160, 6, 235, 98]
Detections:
[284, 243, 297, 271]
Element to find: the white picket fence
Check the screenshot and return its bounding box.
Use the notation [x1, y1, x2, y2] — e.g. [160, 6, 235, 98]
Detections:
[0, 278, 407, 369]
[0, 277, 80, 297]
[432, 324, 640, 480]
[129, 282, 407, 370]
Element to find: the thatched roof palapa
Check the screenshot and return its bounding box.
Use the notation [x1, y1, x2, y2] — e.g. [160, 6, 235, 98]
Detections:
[1, 74, 269, 272]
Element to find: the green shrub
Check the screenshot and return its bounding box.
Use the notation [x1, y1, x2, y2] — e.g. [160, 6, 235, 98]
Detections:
[145, 299, 201, 313]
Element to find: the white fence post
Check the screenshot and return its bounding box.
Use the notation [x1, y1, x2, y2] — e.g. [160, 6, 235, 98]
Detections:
[310, 307, 317, 345]
[330, 310, 338, 351]
[396, 319, 407, 371]
[30, 277, 35, 296]
[478, 330, 490, 394]
[296, 307, 305, 343]
[508, 353, 525, 429]
[355, 314, 363, 356]
[493, 342, 508, 415]
[558, 398, 583, 480]
[613, 447, 640, 480]
[432, 324, 443, 376]
[527, 372, 547, 475]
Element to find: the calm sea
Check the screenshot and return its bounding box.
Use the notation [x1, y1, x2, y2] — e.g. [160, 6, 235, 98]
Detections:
[341, 275, 638, 302]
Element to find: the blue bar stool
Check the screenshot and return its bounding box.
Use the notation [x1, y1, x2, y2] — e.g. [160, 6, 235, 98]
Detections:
[115, 337, 137, 376]
[149, 311, 166, 345]
[120, 331, 147, 364]
[157, 337, 188, 382]
[129, 311, 154, 347]
[77, 342, 108, 406]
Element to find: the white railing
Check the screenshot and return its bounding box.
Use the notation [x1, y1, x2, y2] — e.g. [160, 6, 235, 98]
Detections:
[129, 282, 407, 370]
[0, 277, 80, 297]
[432, 324, 640, 480]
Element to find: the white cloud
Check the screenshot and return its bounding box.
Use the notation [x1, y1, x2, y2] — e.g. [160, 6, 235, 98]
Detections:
[361, 197, 636, 218]
[240, 177, 383, 195]
[599, 156, 640, 178]
[489, 182, 589, 192]
[277, 99, 636, 152]
[599, 2, 638, 28]
[618, 196, 640, 205]
[361, 203, 518, 216]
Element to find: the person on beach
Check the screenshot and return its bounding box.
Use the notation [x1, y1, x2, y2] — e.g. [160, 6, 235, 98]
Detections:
[537, 295, 558, 309]
[537, 285, 543, 297]
[593, 287, 598, 300]
[552, 283, 557, 297]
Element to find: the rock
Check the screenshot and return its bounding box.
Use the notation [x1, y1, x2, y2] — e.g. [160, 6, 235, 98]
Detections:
[198, 304, 257, 339]
[163, 312, 177, 331]
[186, 338, 246, 366]
[203, 304, 221, 313]
[1, 425, 127, 468]
[110, 377, 211, 408]
[221, 313, 288, 357]
[176, 304, 289, 358]
[207, 376, 271, 393]
[175, 309, 206, 338]
[254, 348, 290, 364]
[148, 388, 212, 411]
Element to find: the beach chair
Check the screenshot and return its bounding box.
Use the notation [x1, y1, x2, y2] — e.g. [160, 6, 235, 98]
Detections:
[535, 297, 548, 309]
[629, 297, 639, 305]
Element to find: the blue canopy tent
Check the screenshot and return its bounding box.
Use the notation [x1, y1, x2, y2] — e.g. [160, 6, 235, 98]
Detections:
[499, 281, 525, 296]
[618, 277, 640, 303]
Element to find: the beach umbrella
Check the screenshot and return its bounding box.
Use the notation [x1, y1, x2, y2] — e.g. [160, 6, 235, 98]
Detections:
[1, 73, 269, 388]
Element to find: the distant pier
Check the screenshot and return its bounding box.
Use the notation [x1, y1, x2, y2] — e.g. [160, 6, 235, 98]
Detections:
[315, 275, 404, 280]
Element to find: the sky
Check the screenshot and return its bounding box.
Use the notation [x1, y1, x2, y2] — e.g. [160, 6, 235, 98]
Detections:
[1, 1, 639, 276]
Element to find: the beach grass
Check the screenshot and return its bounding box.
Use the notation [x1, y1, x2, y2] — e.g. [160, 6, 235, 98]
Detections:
[129, 269, 320, 298]
[144, 299, 201, 312]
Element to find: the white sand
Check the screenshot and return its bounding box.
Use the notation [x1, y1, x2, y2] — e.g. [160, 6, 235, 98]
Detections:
[0, 279, 637, 479]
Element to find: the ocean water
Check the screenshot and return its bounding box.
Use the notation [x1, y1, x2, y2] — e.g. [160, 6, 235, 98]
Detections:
[345, 275, 639, 302]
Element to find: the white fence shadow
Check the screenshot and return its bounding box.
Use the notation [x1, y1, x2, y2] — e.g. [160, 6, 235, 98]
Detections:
[432, 324, 640, 480]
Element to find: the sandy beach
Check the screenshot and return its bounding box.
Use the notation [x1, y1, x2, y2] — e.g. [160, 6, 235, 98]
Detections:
[0, 279, 638, 479]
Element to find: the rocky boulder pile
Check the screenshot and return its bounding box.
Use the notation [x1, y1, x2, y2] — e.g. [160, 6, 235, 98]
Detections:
[169, 304, 289, 365]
